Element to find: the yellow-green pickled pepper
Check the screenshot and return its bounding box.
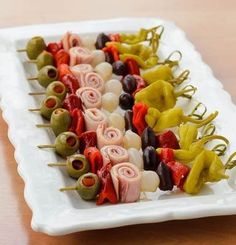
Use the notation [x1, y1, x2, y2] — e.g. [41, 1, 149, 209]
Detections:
[135, 80, 196, 112]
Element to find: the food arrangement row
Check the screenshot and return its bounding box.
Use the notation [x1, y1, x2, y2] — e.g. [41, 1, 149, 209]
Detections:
[18, 25, 236, 205]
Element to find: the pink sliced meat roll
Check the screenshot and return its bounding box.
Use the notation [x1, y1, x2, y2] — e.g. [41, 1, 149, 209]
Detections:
[76, 87, 102, 109]
[61, 32, 82, 52]
[70, 64, 93, 79]
[80, 72, 105, 93]
[100, 145, 129, 166]
[84, 108, 108, 131]
[69, 47, 93, 66]
[110, 162, 141, 203]
[96, 123, 123, 149]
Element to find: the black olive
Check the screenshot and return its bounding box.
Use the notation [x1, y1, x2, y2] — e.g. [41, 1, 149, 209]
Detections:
[124, 110, 137, 133]
[95, 33, 110, 49]
[119, 93, 134, 110]
[122, 75, 137, 94]
[112, 61, 127, 76]
[143, 146, 159, 171]
[156, 162, 173, 191]
[104, 51, 114, 64]
[141, 127, 157, 150]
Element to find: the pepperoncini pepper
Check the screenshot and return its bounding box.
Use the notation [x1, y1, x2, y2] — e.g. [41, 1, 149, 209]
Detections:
[145, 107, 218, 133]
[119, 26, 164, 45]
[183, 150, 228, 194]
[141, 65, 190, 86]
[135, 81, 196, 112]
[178, 124, 199, 150]
[106, 42, 153, 61]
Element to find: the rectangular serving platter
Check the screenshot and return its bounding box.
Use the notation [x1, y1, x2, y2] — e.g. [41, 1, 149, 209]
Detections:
[1, 18, 236, 235]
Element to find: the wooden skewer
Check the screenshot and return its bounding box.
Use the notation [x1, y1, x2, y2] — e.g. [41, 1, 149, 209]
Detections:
[28, 108, 40, 112]
[37, 144, 56, 149]
[28, 92, 45, 95]
[17, 48, 27, 52]
[48, 163, 67, 167]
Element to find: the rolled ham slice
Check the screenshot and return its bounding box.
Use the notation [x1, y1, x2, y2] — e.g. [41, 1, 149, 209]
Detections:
[96, 123, 123, 149]
[84, 108, 108, 131]
[76, 87, 102, 109]
[110, 162, 141, 203]
[100, 145, 129, 166]
[80, 72, 105, 93]
[69, 47, 93, 66]
[61, 32, 82, 52]
[70, 64, 93, 80]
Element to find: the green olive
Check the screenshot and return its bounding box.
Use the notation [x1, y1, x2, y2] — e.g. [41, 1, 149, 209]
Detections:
[55, 132, 79, 157]
[46, 81, 66, 100]
[36, 51, 54, 70]
[50, 108, 71, 136]
[26, 36, 46, 60]
[40, 96, 61, 120]
[77, 173, 100, 200]
[38, 65, 58, 88]
[66, 154, 90, 179]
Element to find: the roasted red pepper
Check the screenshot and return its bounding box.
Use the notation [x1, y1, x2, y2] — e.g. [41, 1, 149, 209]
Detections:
[125, 58, 140, 75]
[109, 33, 121, 42]
[157, 130, 180, 149]
[46, 42, 62, 56]
[96, 163, 118, 205]
[132, 102, 148, 135]
[79, 131, 97, 153]
[84, 147, 103, 174]
[159, 148, 174, 164]
[103, 45, 119, 61]
[55, 49, 70, 67]
[166, 161, 190, 190]
[58, 64, 73, 81]
[60, 74, 79, 94]
[69, 108, 85, 137]
[62, 94, 83, 113]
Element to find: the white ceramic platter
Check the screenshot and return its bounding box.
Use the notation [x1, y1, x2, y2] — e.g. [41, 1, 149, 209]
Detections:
[1, 18, 236, 235]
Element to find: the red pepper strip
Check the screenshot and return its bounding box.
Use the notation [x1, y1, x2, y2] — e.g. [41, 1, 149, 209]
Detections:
[159, 148, 174, 164]
[102, 45, 119, 61]
[96, 163, 118, 205]
[46, 42, 62, 56]
[157, 130, 180, 149]
[132, 102, 148, 135]
[69, 108, 85, 137]
[84, 147, 103, 174]
[125, 58, 140, 75]
[79, 131, 97, 153]
[58, 64, 73, 81]
[60, 74, 79, 94]
[166, 161, 190, 190]
[62, 94, 83, 113]
[55, 49, 70, 67]
[109, 33, 121, 42]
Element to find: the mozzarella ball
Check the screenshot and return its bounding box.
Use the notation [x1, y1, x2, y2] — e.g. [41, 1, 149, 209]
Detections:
[128, 148, 144, 170]
[105, 79, 122, 96]
[123, 130, 141, 150]
[108, 112, 125, 131]
[95, 62, 112, 81]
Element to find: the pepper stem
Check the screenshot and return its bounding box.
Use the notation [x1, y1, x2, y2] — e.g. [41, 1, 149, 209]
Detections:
[169, 69, 190, 85]
[29, 92, 45, 95]
[225, 152, 236, 170]
[159, 50, 183, 68]
[36, 123, 51, 128]
[175, 85, 197, 99]
[199, 134, 229, 146]
[28, 108, 40, 112]
[17, 48, 26, 52]
[188, 102, 207, 120]
[48, 162, 67, 167]
[37, 144, 56, 149]
[211, 144, 228, 156]
[59, 186, 77, 192]
[27, 77, 38, 81]
[184, 111, 218, 128]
